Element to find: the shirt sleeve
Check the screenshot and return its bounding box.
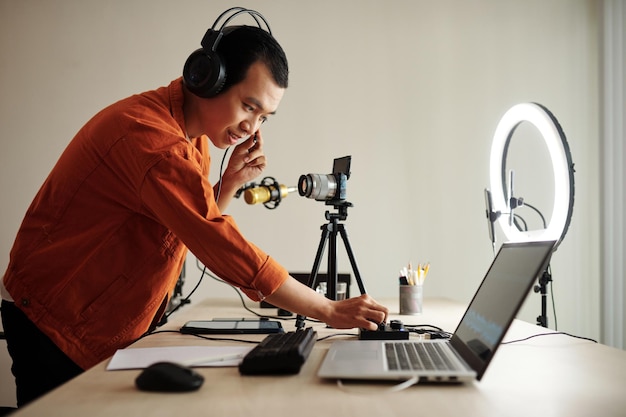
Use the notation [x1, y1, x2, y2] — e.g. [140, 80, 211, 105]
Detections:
[138, 142, 289, 301]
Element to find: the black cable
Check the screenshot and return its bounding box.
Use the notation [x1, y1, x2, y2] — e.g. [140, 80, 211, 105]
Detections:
[162, 145, 230, 322]
[197, 260, 322, 324]
[502, 331, 597, 344]
[513, 213, 528, 232]
[214, 147, 230, 204]
[522, 201, 547, 229]
[316, 332, 359, 341]
[550, 270, 558, 330]
[402, 324, 452, 339]
[162, 266, 206, 321]
[138, 329, 260, 344]
[403, 324, 445, 332]
[512, 205, 558, 331]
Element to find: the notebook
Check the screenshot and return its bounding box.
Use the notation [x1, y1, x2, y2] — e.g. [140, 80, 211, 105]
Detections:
[318, 240, 556, 383]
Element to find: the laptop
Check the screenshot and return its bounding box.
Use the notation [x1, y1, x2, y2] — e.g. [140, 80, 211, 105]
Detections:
[318, 240, 556, 383]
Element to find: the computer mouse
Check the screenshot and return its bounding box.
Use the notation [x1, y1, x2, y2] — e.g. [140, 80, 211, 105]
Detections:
[135, 361, 204, 392]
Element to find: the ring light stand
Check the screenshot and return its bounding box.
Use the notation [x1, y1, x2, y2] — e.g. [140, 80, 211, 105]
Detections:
[485, 102, 575, 327]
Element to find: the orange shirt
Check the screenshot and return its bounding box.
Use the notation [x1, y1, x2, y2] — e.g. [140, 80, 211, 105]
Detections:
[2, 79, 288, 370]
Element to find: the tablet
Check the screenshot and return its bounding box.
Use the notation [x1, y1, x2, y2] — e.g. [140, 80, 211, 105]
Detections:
[180, 320, 284, 334]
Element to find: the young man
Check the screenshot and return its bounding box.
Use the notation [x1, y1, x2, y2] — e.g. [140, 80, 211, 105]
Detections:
[1, 18, 388, 407]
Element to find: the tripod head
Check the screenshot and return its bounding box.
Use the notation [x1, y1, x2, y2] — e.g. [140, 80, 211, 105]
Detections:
[325, 200, 353, 222]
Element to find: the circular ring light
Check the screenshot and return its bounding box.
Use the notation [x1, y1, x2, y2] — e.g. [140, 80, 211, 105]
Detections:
[489, 102, 575, 249]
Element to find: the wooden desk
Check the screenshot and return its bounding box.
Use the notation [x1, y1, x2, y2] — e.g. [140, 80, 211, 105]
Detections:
[10, 298, 626, 417]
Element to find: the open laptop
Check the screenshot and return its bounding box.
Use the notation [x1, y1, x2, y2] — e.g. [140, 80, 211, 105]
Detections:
[318, 240, 556, 383]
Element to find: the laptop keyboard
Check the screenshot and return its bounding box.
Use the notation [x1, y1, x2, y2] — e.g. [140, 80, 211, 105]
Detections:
[385, 342, 456, 371]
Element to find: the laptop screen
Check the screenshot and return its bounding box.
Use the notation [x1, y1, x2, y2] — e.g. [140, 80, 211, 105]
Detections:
[450, 240, 556, 380]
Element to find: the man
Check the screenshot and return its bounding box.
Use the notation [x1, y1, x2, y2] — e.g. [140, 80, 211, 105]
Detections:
[1, 14, 388, 407]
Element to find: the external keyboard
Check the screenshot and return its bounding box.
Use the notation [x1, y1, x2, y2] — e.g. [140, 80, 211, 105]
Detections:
[238, 327, 317, 375]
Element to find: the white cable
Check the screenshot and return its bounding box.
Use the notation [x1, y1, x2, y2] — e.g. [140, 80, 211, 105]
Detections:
[336, 376, 419, 394]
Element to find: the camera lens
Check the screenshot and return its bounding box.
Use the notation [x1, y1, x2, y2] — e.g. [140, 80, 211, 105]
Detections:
[298, 174, 338, 201]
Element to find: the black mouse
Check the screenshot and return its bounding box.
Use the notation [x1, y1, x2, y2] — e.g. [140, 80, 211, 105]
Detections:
[135, 361, 204, 392]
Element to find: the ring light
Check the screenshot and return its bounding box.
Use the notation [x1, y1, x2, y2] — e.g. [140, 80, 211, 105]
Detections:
[489, 102, 575, 250]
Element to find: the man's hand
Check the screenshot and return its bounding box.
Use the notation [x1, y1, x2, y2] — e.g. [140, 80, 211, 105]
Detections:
[224, 131, 266, 187]
[213, 131, 266, 210]
[323, 294, 389, 331]
[264, 277, 389, 331]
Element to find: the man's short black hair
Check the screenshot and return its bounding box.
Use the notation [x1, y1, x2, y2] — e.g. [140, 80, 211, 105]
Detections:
[217, 25, 289, 93]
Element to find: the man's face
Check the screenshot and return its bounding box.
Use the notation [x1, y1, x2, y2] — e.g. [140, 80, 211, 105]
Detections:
[196, 61, 285, 149]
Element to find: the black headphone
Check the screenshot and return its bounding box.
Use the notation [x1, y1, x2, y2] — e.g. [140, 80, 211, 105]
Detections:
[182, 7, 272, 98]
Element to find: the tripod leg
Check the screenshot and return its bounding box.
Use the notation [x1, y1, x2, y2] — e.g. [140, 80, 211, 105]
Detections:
[307, 224, 330, 292]
[296, 224, 330, 330]
[338, 224, 367, 295]
[327, 218, 339, 300]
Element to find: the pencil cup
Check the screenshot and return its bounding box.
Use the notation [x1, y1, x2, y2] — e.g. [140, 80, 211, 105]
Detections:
[399, 285, 423, 315]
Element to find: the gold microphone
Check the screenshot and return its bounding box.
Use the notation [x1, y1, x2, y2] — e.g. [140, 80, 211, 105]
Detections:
[244, 184, 296, 205]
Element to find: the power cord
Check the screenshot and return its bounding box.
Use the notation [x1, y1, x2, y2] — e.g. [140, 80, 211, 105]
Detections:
[512, 203, 559, 331]
[403, 324, 452, 340]
[139, 328, 261, 345]
[195, 258, 322, 324]
[337, 376, 420, 394]
[502, 332, 597, 345]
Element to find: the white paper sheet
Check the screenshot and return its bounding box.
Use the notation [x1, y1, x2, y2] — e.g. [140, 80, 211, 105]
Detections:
[106, 345, 253, 370]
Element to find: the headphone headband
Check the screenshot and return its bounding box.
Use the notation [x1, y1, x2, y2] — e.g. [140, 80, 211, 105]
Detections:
[212, 7, 272, 35]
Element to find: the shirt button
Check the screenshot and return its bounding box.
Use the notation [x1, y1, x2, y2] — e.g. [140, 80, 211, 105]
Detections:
[20, 298, 30, 307]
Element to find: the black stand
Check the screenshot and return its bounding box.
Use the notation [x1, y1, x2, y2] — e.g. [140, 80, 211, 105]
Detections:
[534, 267, 552, 327]
[295, 201, 367, 330]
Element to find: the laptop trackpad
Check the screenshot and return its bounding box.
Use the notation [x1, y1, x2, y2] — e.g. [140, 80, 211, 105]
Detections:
[334, 349, 378, 361]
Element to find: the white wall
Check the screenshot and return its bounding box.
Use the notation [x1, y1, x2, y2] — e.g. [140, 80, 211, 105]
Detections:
[0, 0, 604, 407]
[601, 0, 626, 353]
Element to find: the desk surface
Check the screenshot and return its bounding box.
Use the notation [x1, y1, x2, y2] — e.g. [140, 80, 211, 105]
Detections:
[11, 297, 626, 417]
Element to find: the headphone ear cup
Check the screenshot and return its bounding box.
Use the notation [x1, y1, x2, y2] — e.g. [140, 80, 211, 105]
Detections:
[182, 47, 226, 98]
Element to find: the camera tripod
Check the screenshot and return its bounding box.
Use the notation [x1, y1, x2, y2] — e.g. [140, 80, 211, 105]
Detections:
[295, 201, 367, 329]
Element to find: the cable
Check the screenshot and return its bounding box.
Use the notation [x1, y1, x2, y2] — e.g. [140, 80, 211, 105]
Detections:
[214, 147, 230, 204]
[501, 332, 597, 345]
[316, 332, 359, 341]
[195, 260, 322, 324]
[164, 145, 230, 322]
[403, 324, 446, 332]
[143, 145, 243, 334]
[511, 200, 546, 232]
[137, 329, 260, 344]
[164, 146, 228, 321]
[337, 376, 419, 393]
[403, 324, 452, 340]
[522, 202, 547, 228]
[513, 214, 528, 232]
[162, 266, 206, 322]
[550, 274, 558, 330]
[513, 204, 559, 330]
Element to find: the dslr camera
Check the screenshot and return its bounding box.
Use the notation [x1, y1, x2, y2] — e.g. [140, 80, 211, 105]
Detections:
[298, 156, 351, 204]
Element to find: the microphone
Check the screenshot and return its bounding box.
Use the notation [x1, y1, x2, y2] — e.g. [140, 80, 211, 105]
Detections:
[236, 177, 296, 209]
[244, 184, 296, 205]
